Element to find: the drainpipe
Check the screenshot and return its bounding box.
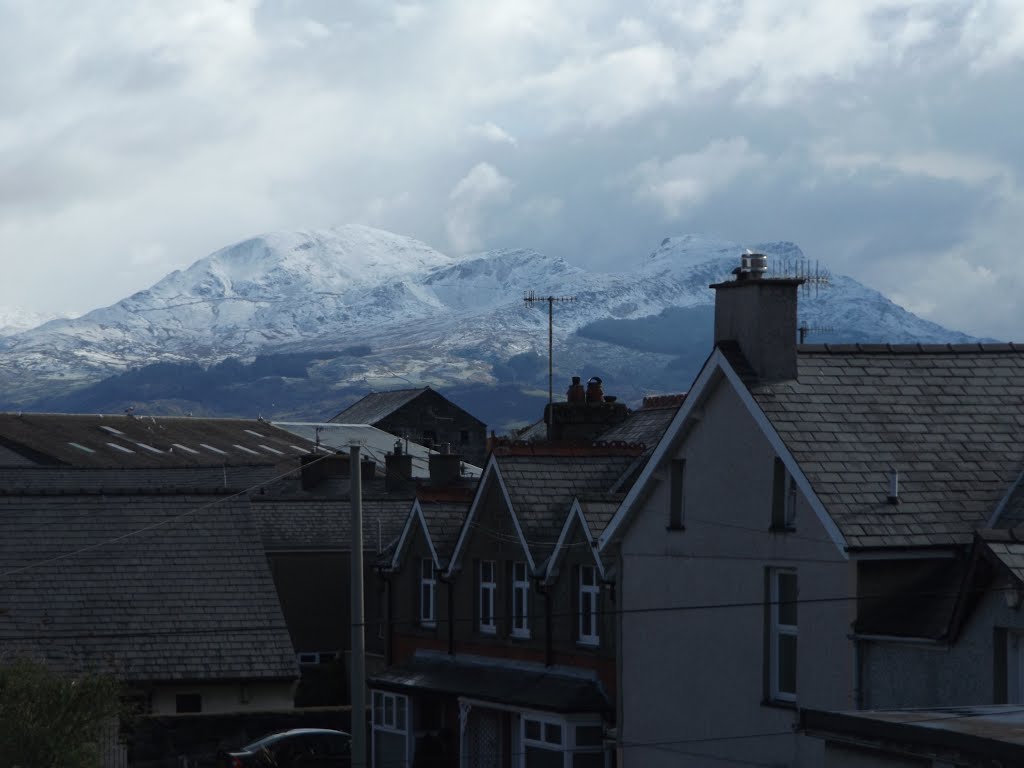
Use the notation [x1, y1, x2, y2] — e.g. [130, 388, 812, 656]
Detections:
[447, 577, 456, 656]
[539, 582, 553, 668]
[349, 445, 367, 768]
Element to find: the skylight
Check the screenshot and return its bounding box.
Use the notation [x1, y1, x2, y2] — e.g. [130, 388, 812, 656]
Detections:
[199, 443, 228, 455]
[258, 444, 285, 455]
[233, 444, 261, 455]
[171, 443, 200, 455]
[100, 426, 126, 436]
[244, 429, 266, 438]
[68, 442, 95, 454]
[107, 442, 135, 454]
[134, 442, 164, 454]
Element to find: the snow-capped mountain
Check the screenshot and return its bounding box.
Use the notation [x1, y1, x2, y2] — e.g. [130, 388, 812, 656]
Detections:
[0, 306, 66, 337]
[0, 225, 981, 419]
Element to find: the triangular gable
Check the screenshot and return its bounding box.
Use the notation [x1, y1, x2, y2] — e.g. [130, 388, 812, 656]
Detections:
[445, 454, 535, 576]
[390, 498, 441, 570]
[598, 346, 848, 555]
[544, 498, 606, 584]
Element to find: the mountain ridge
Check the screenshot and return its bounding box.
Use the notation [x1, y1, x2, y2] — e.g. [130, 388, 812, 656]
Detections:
[0, 225, 984, 426]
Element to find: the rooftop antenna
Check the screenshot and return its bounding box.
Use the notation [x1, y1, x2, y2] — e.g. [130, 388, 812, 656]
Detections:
[797, 320, 836, 344]
[770, 257, 831, 297]
[524, 290, 577, 410]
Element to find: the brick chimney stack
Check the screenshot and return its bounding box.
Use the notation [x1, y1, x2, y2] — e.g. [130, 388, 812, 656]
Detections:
[710, 252, 803, 383]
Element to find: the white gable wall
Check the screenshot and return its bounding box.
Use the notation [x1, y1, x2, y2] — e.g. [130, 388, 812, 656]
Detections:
[617, 378, 854, 767]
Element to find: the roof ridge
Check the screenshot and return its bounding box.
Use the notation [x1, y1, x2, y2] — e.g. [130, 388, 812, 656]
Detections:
[798, 343, 1022, 355]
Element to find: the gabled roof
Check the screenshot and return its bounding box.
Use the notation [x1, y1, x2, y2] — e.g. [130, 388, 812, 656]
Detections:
[252, 496, 411, 552]
[545, 496, 622, 582]
[602, 343, 1024, 554]
[391, 497, 472, 570]
[0, 413, 315, 469]
[327, 388, 430, 425]
[0, 494, 297, 683]
[450, 450, 639, 575]
[752, 344, 1024, 550]
[0, 466, 284, 494]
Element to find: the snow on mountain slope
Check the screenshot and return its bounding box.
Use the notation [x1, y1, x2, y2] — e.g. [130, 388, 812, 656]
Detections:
[0, 226, 982, 406]
[0, 307, 63, 337]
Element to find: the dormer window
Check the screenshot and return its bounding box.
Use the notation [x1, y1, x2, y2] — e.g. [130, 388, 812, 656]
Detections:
[772, 458, 797, 531]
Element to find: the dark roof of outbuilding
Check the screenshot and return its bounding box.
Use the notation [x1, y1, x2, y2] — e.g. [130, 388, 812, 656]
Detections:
[369, 653, 611, 714]
[0, 413, 315, 469]
[252, 496, 412, 552]
[748, 345, 1024, 550]
[328, 388, 429, 425]
[0, 494, 297, 683]
[496, 453, 638, 560]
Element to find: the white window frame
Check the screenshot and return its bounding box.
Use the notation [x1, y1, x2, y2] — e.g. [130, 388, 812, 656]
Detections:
[578, 565, 600, 646]
[519, 712, 605, 768]
[371, 690, 410, 768]
[769, 568, 798, 703]
[420, 558, 436, 627]
[512, 561, 531, 638]
[480, 560, 497, 634]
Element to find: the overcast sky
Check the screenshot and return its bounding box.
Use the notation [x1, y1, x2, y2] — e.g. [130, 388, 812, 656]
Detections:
[2, 1, 1023, 339]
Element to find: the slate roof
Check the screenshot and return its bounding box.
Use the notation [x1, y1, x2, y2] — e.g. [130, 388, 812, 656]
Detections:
[578, 497, 625, 540]
[978, 529, 1024, 584]
[496, 454, 639, 561]
[418, 499, 472, 566]
[368, 653, 611, 714]
[0, 494, 297, 683]
[252, 496, 412, 552]
[328, 388, 429, 425]
[598, 395, 684, 450]
[748, 345, 1024, 550]
[0, 413, 316, 469]
[0, 466, 284, 494]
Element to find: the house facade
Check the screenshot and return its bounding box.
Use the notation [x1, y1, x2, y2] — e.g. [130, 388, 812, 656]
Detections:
[599, 259, 1024, 767]
[370, 446, 644, 768]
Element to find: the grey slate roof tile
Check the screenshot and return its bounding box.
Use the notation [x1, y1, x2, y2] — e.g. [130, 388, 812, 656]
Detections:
[496, 454, 638, 561]
[0, 494, 297, 683]
[750, 346, 1024, 550]
[252, 496, 411, 552]
[328, 388, 429, 425]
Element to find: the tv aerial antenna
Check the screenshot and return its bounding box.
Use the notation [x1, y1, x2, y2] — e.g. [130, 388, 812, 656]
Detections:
[523, 291, 577, 410]
[770, 256, 831, 298]
[798, 320, 836, 344]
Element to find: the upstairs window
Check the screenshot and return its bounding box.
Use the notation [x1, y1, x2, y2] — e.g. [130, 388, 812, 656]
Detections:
[772, 457, 797, 530]
[767, 568, 798, 703]
[420, 558, 436, 627]
[480, 560, 497, 634]
[668, 458, 686, 530]
[578, 565, 600, 646]
[512, 561, 530, 638]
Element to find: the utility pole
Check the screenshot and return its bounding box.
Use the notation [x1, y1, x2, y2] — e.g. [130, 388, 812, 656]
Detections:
[524, 291, 576, 409]
[349, 445, 366, 768]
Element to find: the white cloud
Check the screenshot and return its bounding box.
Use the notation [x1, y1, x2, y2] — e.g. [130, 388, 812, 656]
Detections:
[468, 122, 518, 147]
[445, 163, 514, 253]
[629, 138, 765, 218]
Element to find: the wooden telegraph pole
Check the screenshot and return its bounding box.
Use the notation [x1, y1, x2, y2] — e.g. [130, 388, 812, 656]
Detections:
[524, 291, 577, 409]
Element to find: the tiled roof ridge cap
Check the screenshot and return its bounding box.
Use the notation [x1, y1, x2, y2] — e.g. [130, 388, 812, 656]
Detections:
[491, 440, 646, 457]
[798, 342, 1021, 354]
[640, 393, 687, 409]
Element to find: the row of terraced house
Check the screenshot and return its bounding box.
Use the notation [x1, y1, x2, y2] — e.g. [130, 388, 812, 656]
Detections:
[6, 252, 1024, 767]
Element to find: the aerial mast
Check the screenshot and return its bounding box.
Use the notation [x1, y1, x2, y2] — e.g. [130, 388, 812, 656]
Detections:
[523, 291, 577, 409]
